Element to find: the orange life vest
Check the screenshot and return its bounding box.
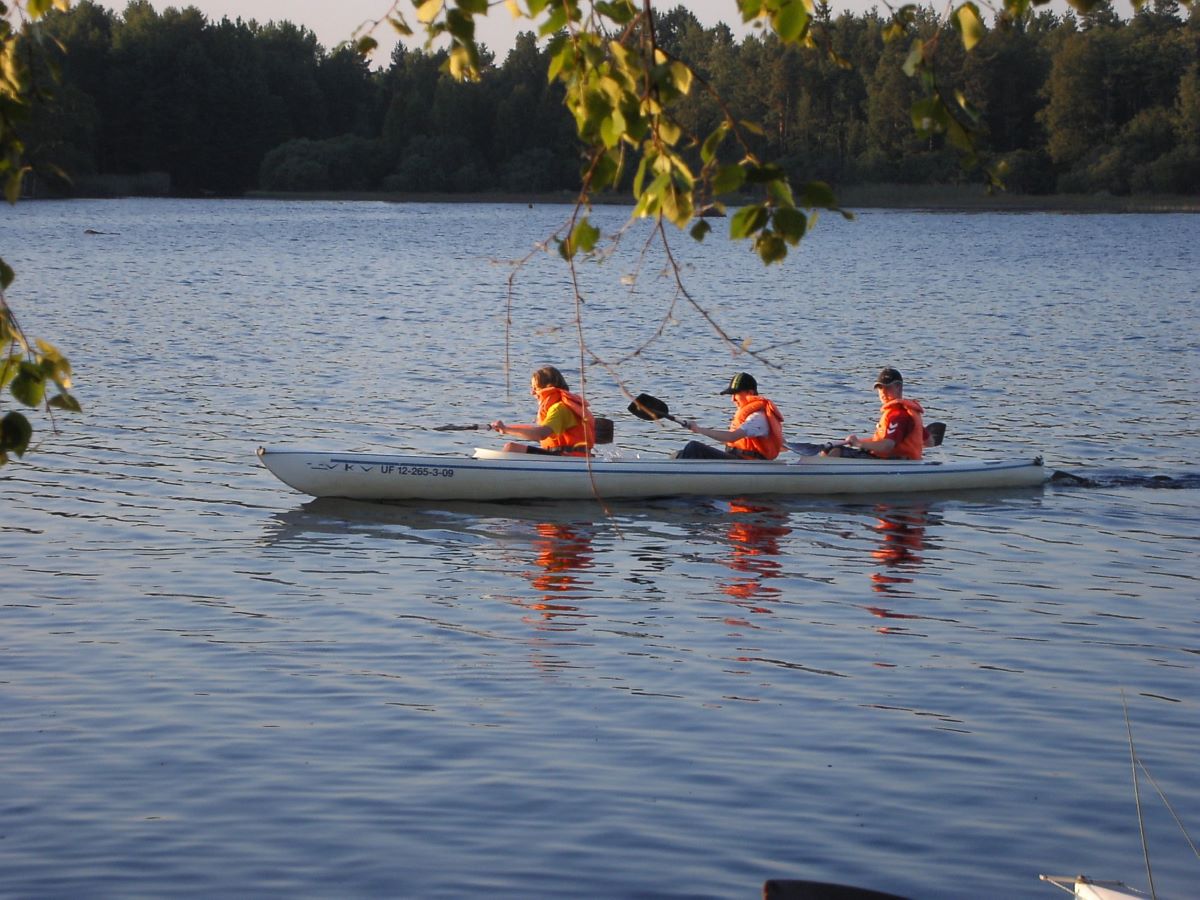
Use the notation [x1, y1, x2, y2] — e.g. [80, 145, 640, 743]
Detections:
[872, 398, 925, 460]
[728, 396, 784, 460]
[536, 387, 596, 453]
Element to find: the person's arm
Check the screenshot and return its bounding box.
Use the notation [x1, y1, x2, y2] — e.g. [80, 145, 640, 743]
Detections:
[845, 411, 911, 455]
[490, 403, 574, 443]
[687, 411, 766, 445]
[687, 421, 746, 444]
[489, 420, 553, 441]
[845, 433, 895, 454]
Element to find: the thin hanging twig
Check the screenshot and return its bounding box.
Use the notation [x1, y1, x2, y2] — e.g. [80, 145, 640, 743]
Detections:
[1122, 689, 1157, 900]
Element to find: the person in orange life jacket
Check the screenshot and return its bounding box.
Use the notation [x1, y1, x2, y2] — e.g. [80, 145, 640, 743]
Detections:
[822, 367, 925, 460]
[489, 365, 596, 456]
[675, 372, 785, 460]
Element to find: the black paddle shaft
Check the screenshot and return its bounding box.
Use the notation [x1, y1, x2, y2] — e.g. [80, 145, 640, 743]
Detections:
[434, 419, 614, 444]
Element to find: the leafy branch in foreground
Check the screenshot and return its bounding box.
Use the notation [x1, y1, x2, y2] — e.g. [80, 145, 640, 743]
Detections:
[361, 1, 863, 384]
[369, 0, 1176, 264]
[382, 0, 857, 267]
[358, 0, 1167, 379]
[0, 293, 81, 463]
[2, 0, 82, 466]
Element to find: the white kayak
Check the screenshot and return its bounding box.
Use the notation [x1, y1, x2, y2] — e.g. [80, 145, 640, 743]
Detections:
[257, 446, 1047, 502]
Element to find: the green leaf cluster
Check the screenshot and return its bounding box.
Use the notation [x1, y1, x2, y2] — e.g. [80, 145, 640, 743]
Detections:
[558, 215, 599, 259]
[1, 303, 81, 463]
[884, 4, 1002, 187]
[2, 2, 81, 466]
[382, 0, 497, 81]
[406, 0, 853, 265]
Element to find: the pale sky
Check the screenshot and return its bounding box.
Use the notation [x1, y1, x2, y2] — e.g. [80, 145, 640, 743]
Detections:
[98, 0, 1093, 63]
[97, 1, 872, 61]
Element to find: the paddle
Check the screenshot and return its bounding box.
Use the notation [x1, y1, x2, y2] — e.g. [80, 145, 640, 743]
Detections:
[627, 393, 689, 426]
[788, 421, 948, 455]
[433, 418, 615, 444]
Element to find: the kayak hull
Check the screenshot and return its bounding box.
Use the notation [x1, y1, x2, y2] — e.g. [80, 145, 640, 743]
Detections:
[257, 447, 1047, 502]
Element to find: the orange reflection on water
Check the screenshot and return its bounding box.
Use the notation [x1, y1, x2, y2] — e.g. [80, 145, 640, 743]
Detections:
[867, 505, 929, 595]
[517, 521, 595, 630]
[861, 504, 942, 642]
[530, 522, 593, 592]
[720, 500, 791, 610]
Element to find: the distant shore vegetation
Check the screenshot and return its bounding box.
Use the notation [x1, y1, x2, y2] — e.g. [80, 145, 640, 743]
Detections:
[19, 1, 1200, 204]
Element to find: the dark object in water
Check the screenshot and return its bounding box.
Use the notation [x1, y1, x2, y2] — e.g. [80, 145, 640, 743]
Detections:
[1050, 470, 1096, 486]
[1050, 468, 1200, 490]
[763, 879, 911, 900]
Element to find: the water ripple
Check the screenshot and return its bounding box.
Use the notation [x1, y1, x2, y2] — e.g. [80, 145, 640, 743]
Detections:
[2, 201, 1197, 899]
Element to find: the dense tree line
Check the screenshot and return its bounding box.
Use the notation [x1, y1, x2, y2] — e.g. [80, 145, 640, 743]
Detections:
[21, 0, 1200, 197]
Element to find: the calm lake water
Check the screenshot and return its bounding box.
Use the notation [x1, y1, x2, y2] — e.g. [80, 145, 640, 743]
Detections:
[2, 199, 1197, 898]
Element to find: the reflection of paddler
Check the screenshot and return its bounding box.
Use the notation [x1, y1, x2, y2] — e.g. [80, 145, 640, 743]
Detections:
[871, 507, 927, 567]
[866, 504, 929, 598]
[514, 523, 595, 631]
[861, 507, 935, 641]
[530, 521, 593, 594]
[721, 500, 791, 605]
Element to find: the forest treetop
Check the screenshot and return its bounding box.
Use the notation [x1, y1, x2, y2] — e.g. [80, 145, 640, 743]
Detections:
[21, 0, 1200, 205]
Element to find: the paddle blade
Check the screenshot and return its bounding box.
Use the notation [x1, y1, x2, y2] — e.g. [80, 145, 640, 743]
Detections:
[432, 423, 482, 432]
[592, 416, 614, 445]
[628, 393, 671, 422]
[923, 421, 946, 447]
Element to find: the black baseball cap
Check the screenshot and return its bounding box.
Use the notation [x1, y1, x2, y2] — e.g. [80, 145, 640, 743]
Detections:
[720, 372, 757, 395]
[873, 367, 903, 387]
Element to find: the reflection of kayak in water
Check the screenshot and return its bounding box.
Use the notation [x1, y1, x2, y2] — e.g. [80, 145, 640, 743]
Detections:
[258, 447, 1047, 502]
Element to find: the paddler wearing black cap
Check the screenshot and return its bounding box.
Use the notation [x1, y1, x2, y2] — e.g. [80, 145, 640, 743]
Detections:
[675, 372, 785, 460]
[823, 367, 925, 460]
